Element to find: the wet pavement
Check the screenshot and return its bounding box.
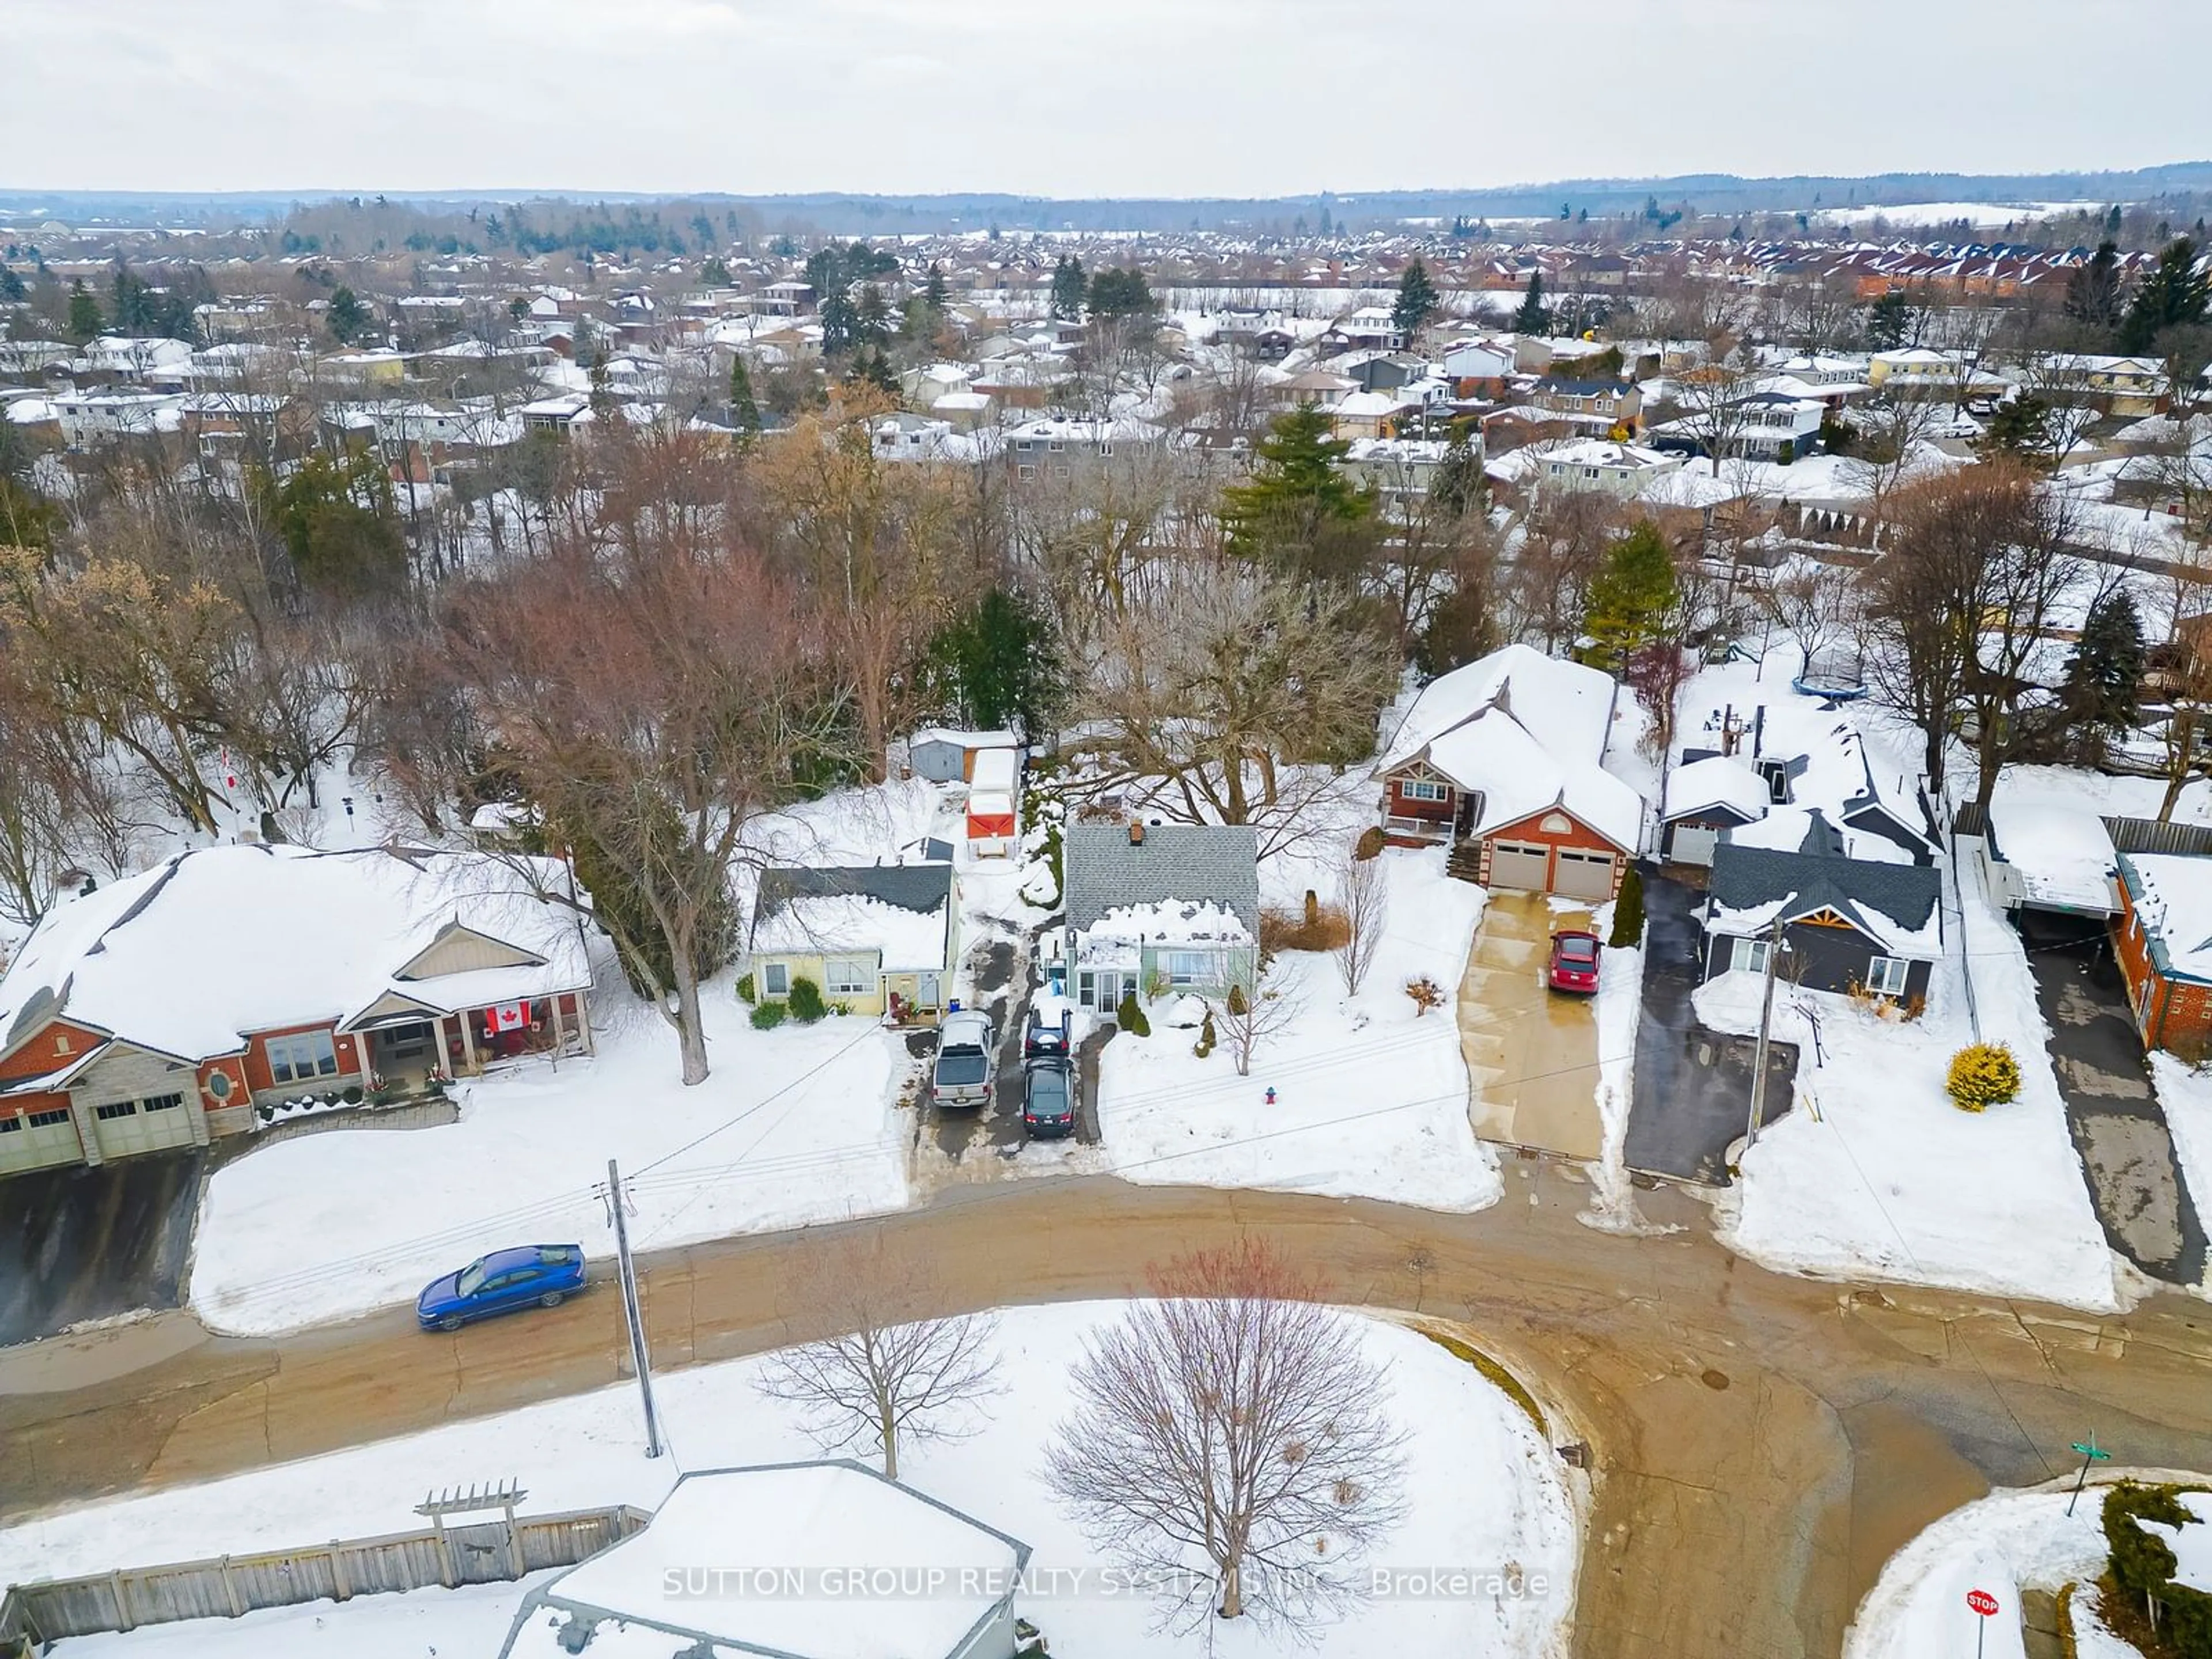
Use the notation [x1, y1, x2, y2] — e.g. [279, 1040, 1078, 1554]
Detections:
[1624, 868, 1798, 1184]
[1459, 890, 1604, 1159]
[2016, 913, 2207, 1286]
[0, 1150, 206, 1347]
[923, 927, 1101, 1164]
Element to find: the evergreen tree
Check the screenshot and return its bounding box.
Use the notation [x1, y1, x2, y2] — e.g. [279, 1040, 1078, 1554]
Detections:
[326, 286, 369, 344]
[1049, 253, 1086, 320]
[1866, 289, 1915, 350]
[819, 288, 857, 357]
[1430, 433, 1483, 518]
[2119, 237, 2210, 355]
[930, 586, 1069, 738]
[849, 345, 900, 397]
[699, 255, 733, 286]
[1086, 266, 1155, 319]
[252, 449, 409, 597]
[1580, 521, 1679, 672]
[2105, 204, 2124, 240]
[1218, 405, 1373, 564]
[2063, 241, 2123, 334]
[1982, 394, 2054, 465]
[66, 278, 103, 342]
[729, 354, 762, 438]
[924, 262, 950, 313]
[1512, 271, 1550, 336]
[0, 266, 23, 303]
[2058, 590, 2145, 763]
[854, 283, 893, 351]
[1392, 256, 1439, 341]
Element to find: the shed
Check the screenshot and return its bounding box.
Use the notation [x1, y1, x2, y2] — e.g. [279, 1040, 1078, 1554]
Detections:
[1982, 801, 2120, 917]
[908, 728, 1021, 783]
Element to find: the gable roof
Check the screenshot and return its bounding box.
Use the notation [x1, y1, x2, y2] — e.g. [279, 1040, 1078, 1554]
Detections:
[749, 864, 955, 967]
[1706, 833, 1944, 958]
[1062, 824, 1260, 936]
[1380, 643, 1617, 775]
[1663, 753, 1771, 824]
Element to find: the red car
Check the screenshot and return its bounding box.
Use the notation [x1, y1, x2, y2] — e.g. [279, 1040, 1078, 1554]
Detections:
[1547, 930, 1601, 994]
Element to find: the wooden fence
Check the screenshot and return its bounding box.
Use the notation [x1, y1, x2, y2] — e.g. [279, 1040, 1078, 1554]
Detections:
[0, 1503, 649, 1650]
[1954, 804, 2212, 862]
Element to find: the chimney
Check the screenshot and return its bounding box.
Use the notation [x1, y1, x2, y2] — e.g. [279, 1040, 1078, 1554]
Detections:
[1129, 822, 1146, 847]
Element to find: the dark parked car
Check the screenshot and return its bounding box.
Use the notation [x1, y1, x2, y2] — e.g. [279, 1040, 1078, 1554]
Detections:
[1022, 1056, 1077, 1138]
[417, 1244, 586, 1332]
[1025, 991, 1075, 1061]
[1547, 930, 1601, 994]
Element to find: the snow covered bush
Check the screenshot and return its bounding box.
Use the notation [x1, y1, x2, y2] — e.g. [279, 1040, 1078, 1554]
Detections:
[1945, 1043, 2021, 1112]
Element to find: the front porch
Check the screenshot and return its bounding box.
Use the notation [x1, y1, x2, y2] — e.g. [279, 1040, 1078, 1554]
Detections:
[349, 990, 595, 1100]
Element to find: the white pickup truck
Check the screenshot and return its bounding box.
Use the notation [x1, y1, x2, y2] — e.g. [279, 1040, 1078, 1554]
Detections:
[930, 1009, 997, 1110]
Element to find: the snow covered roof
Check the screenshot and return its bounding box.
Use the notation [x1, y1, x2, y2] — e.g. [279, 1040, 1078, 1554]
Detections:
[749, 864, 954, 969]
[1663, 754, 1770, 824]
[1382, 643, 1617, 777]
[2120, 854, 2212, 982]
[1063, 824, 1259, 937]
[1987, 802, 2119, 915]
[1422, 707, 1643, 850]
[0, 844, 592, 1067]
[1707, 834, 1944, 958]
[503, 1461, 1028, 1659]
[1076, 898, 1253, 965]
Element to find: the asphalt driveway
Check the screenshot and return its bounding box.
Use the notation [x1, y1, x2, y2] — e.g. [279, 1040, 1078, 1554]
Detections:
[1624, 868, 1798, 1184]
[2016, 913, 2207, 1287]
[0, 1150, 206, 1347]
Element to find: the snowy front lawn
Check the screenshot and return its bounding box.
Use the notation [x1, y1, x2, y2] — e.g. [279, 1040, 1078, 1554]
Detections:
[189, 983, 912, 1336]
[2147, 1053, 2212, 1295]
[1711, 878, 2116, 1310]
[1, 1304, 1582, 1659]
[1096, 849, 1502, 1213]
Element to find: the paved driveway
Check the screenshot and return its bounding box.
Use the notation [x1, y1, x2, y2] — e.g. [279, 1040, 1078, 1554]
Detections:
[1459, 890, 1603, 1160]
[0, 1150, 206, 1347]
[2017, 914, 2207, 1286]
[1624, 868, 1798, 1184]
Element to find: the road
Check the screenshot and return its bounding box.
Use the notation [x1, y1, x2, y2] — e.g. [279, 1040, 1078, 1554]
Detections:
[7, 1170, 2212, 1659]
[1626, 869, 1800, 1183]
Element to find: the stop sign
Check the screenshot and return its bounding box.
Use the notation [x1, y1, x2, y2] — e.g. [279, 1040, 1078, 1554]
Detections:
[1967, 1589, 2000, 1618]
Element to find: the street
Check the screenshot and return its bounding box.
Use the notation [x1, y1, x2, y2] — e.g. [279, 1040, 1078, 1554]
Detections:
[6, 1169, 2212, 1659]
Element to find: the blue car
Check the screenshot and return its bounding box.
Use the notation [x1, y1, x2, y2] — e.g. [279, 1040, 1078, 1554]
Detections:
[416, 1244, 586, 1331]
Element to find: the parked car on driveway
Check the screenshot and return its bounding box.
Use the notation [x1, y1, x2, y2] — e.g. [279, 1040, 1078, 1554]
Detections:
[931, 1007, 997, 1109]
[1022, 1055, 1077, 1138]
[1024, 992, 1075, 1061]
[1547, 930, 1601, 994]
[417, 1243, 585, 1331]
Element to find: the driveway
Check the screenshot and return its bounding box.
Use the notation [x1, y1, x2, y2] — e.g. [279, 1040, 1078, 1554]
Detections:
[1459, 890, 1603, 1160]
[0, 1150, 206, 1347]
[2017, 914, 2207, 1287]
[1624, 868, 1798, 1184]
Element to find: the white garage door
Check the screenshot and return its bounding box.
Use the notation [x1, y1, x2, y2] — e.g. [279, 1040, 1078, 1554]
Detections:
[1670, 825, 1719, 866]
[0, 1107, 85, 1175]
[1487, 841, 1552, 891]
[90, 1092, 199, 1160]
[1555, 849, 1618, 901]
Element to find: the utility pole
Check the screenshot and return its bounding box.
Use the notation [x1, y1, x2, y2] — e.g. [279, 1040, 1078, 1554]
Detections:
[1745, 916, 1787, 1154]
[605, 1159, 664, 1459]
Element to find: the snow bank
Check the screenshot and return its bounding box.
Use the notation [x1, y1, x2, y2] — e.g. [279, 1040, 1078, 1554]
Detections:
[0, 1305, 1580, 1659]
[2147, 1053, 2212, 1293]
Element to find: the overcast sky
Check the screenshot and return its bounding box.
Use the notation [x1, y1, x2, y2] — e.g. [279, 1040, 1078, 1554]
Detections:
[12, 0, 2210, 199]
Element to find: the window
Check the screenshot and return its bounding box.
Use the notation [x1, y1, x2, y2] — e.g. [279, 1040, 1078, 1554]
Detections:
[824, 957, 873, 997]
[1729, 937, 1772, 976]
[267, 1030, 340, 1085]
[1017, 464, 1036, 482]
[1401, 779, 1449, 803]
[141, 1093, 184, 1113]
[26, 1108, 71, 1130]
[0, 1118, 14, 1135]
[96, 1100, 139, 1121]
[763, 962, 790, 997]
[1163, 950, 1221, 987]
[1865, 956, 1911, 997]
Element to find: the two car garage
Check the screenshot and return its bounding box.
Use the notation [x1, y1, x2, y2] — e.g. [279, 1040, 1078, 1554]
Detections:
[0, 1085, 204, 1177]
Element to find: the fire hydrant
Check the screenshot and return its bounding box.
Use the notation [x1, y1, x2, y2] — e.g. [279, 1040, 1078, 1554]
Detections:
[1264, 1086, 1277, 1107]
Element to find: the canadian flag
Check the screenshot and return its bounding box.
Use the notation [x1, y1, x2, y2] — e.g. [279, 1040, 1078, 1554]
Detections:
[488, 1001, 529, 1033]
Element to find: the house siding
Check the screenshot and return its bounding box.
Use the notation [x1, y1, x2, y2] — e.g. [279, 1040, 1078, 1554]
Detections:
[1381, 770, 1456, 833]
[1476, 808, 1627, 897]
[1703, 919, 1934, 1003]
[0, 1019, 108, 1084]
[2112, 878, 2212, 1057]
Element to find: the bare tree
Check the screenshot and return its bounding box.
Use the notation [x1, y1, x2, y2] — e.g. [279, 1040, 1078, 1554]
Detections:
[1843, 397, 1948, 541]
[1215, 962, 1302, 1078]
[1332, 844, 1387, 996]
[1044, 1237, 1406, 1634]
[1760, 557, 1868, 675]
[1668, 353, 1761, 476]
[756, 1233, 1002, 1482]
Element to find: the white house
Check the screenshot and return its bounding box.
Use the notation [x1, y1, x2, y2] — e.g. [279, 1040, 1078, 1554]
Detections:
[1533, 437, 1684, 498]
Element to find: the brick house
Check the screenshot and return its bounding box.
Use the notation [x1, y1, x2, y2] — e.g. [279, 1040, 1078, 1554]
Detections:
[0, 845, 599, 1179]
[2112, 853, 2212, 1058]
[1377, 645, 1641, 900]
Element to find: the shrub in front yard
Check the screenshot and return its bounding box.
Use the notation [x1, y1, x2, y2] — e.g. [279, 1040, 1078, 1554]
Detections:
[749, 1001, 787, 1031]
[1608, 866, 1645, 949]
[736, 972, 756, 1004]
[1116, 989, 1151, 1037]
[786, 976, 827, 1023]
[1194, 1009, 1217, 1059]
[1354, 825, 1386, 862]
[1406, 975, 1445, 1016]
[1946, 1043, 2021, 1112]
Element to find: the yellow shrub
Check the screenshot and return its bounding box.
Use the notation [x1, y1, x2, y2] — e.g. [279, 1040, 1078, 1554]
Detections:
[1946, 1043, 2021, 1112]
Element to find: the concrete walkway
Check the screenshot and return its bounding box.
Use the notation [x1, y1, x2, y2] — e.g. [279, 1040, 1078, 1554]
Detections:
[1459, 890, 1604, 1160]
[2018, 916, 2207, 1287]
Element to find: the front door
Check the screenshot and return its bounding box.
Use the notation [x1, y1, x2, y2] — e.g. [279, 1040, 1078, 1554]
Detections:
[372, 1022, 437, 1089]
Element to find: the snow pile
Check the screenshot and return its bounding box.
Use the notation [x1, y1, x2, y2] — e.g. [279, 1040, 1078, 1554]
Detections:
[2147, 1054, 2212, 1291]
[188, 985, 911, 1335]
[1714, 871, 2116, 1310]
[1986, 801, 2118, 915]
[0, 1305, 1580, 1659]
[749, 891, 950, 968]
[1095, 849, 1502, 1212]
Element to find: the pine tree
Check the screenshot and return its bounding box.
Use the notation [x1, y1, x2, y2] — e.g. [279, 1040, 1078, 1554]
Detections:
[1086, 266, 1154, 320]
[2063, 241, 2123, 334]
[1512, 271, 1550, 336]
[1983, 394, 2054, 465]
[931, 586, 1068, 738]
[699, 255, 733, 286]
[925, 262, 949, 313]
[1218, 405, 1373, 566]
[2119, 237, 2210, 355]
[854, 284, 893, 351]
[729, 354, 762, 438]
[849, 345, 900, 397]
[819, 288, 857, 357]
[1866, 290, 1915, 350]
[1392, 256, 1439, 341]
[326, 286, 368, 344]
[2105, 204, 2124, 240]
[2059, 590, 2145, 764]
[66, 278, 103, 342]
[1049, 254, 1086, 320]
[1581, 521, 1679, 672]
